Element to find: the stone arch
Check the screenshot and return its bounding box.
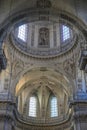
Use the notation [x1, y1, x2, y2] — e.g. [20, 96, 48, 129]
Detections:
[16, 67, 70, 117]
[14, 67, 73, 97]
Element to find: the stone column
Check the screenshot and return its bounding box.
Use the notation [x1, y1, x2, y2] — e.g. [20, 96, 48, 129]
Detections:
[71, 100, 87, 130]
[34, 25, 39, 48]
[56, 23, 60, 47]
[0, 49, 7, 71]
[27, 24, 32, 48]
[3, 119, 13, 130]
[0, 92, 16, 130]
[50, 25, 54, 48]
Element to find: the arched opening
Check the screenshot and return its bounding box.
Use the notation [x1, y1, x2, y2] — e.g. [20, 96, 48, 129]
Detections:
[15, 68, 72, 123]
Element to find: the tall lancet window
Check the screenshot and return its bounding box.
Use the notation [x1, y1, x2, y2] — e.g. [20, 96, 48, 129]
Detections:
[18, 24, 27, 42]
[29, 96, 37, 117]
[51, 96, 58, 117]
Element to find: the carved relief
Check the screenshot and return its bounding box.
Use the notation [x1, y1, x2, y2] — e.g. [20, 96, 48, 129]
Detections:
[36, 0, 52, 8]
[12, 60, 24, 79]
[39, 27, 49, 47]
[63, 57, 76, 79]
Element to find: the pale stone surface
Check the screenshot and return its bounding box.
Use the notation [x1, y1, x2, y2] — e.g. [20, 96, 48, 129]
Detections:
[0, 0, 87, 130]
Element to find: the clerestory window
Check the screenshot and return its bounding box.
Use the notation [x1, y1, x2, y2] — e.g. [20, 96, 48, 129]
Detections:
[14, 22, 73, 54]
[18, 24, 27, 42]
[62, 25, 70, 42]
[50, 96, 58, 117]
[29, 96, 37, 117]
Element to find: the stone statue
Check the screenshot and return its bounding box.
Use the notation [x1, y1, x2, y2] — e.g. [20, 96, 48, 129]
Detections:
[39, 27, 49, 47]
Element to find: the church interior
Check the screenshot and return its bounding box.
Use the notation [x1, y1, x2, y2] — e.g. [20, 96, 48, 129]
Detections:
[0, 0, 87, 130]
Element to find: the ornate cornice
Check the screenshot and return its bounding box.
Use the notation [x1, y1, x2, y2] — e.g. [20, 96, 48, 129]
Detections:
[11, 32, 78, 58]
[8, 34, 80, 62]
[14, 106, 72, 129]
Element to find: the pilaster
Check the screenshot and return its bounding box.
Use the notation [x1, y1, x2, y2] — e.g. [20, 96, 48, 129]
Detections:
[70, 92, 87, 130]
[0, 92, 16, 130]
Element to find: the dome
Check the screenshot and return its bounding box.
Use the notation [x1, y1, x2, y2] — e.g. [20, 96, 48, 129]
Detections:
[10, 19, 78, 58]
[0, 0, 87, 130]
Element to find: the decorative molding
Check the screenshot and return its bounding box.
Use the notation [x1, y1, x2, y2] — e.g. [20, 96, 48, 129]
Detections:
[63, 56, 76, 79]
[10, 33, 79, 59]
[12, 59, 24, 79]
